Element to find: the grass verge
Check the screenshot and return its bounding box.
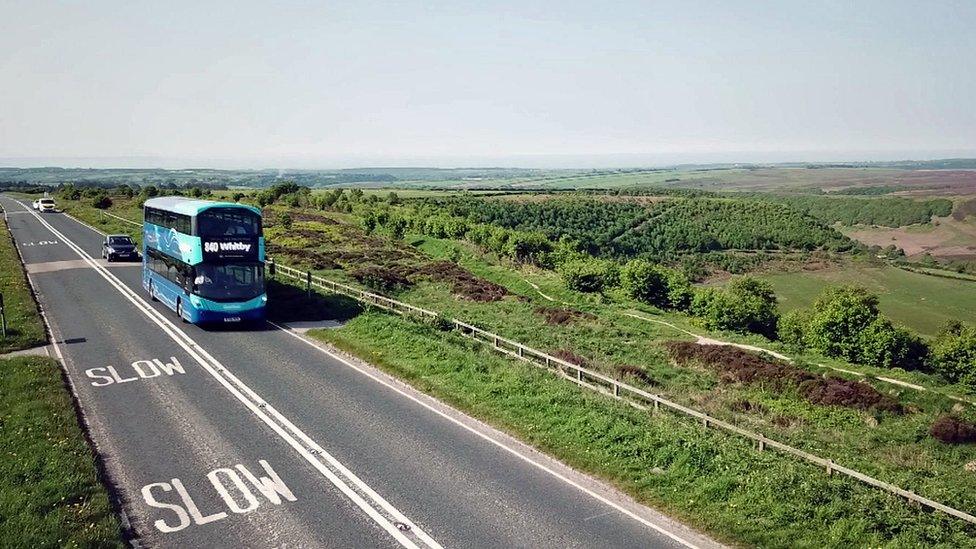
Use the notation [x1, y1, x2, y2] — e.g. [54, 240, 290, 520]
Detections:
[312, 313, 975, 546]
[0, 212, 46, 354]
[0, 355, 122, 547]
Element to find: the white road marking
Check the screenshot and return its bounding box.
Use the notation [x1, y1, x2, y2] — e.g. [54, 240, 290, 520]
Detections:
[270, 321, 705, 549]
[16, 202, 441, 549]
[142, 460, 296, 533]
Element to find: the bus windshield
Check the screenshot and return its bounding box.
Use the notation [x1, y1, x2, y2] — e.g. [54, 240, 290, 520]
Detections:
[197, 208, 261, 237]
[193, 263, 264, 301]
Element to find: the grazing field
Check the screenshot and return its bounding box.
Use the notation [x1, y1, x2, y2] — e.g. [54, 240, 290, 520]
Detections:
[841, 214, 976, 259]
[761, 264, 976, 336]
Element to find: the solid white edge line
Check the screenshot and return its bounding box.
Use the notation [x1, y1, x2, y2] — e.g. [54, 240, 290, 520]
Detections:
[268, 321, 704, 549]
[18, 202, 439, 549]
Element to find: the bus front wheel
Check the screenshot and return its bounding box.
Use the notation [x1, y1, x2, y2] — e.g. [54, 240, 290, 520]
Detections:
[149, 281, 157, 302]
[176, 300, 187, 323]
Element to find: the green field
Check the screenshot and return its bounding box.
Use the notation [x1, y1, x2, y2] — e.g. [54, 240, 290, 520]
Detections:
[761, 264, 976, 336]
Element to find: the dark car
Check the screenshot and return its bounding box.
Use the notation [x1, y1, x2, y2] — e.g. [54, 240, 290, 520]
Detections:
[102, 235, 140, 262]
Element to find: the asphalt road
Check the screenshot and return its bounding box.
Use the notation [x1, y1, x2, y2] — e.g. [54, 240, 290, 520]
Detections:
[1, 195, 718, 549]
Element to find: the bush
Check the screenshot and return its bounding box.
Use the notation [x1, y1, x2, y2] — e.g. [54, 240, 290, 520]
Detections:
[278, 213, 293, 230]
[857, 317, 927, 370]
[558, 258, 614, 293]
[663, 269, 693, 310]
[620, 259, 669, 307]
[802, 285, 930, 370]
[806, 285, 881, 362]
[929, 415, 976, 444]
[91, 194, 112, 209]
[778, 309, 811, 348]
[929, 321, 976, 390]
[692, 277, 779, 338]
[58, 185, 81, 200]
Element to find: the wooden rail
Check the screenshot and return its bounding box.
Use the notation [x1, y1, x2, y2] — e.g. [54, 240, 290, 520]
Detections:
[269, 257, 976, 526]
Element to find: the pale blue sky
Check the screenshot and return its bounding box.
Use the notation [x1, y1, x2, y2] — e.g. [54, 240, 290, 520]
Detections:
[1, 1, 974, 168]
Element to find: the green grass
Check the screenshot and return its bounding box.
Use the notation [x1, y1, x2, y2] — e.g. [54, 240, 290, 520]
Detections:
[0, 211, 46, 354]
[0, 355, 121, 546]
[312, 313, 976, 547]
[760, 263, 976, 336]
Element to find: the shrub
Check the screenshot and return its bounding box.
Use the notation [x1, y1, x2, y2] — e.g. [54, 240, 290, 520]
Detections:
[806, 285, 879, 362]
[929, 321, 976, 390]
[665, 342, 902, 413]
[857, 317, 927, 370]
[620, 259, 669, 307]
[278, 213, 293, 230]
[692, 277, 779, 338]
[929, 415, 976, 444]
[91, 194, 112, 209]
[778, 309, 811, 348]
[558, 258, 615, 293]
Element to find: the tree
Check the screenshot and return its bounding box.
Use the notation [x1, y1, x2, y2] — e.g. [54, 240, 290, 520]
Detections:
[141, 185, 159, 198]
[778, 308, 810, 348]
[806, 285, 880, 362]
[504, 231, 552, 264]
[620, 259, 669, 307]
[692, 276, 779, 337]
[558, 258, 613, 293]
[858, 317, 927, 370]
[232, 192, 246, 202]
[388, 216, 407, 239]
[91, 194, 113, 209]
[930, 321, 976, 390]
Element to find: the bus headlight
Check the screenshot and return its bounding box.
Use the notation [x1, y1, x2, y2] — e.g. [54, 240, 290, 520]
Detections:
[261, 295, 268, 303]
[190, 295, 202, 307]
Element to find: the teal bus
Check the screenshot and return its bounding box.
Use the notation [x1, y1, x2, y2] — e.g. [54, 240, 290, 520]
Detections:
[142, 197, 266, 324]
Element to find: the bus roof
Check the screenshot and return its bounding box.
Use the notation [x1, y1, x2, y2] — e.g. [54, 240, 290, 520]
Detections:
[143, 196, 261, 217]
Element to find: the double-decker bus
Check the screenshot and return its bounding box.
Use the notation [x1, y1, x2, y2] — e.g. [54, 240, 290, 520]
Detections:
[142, 197, 266, 324]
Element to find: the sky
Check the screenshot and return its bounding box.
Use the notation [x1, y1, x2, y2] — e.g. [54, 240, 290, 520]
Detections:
[1, 1, 975, 169]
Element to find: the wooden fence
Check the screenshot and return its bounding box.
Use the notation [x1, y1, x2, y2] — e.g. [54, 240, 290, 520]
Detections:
[268, 257, 976, 527]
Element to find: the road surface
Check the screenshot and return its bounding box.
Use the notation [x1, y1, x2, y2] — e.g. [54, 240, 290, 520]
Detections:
[0, 195, 718, 549]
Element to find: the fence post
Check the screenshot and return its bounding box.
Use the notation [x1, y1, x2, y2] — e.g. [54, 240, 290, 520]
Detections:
[306, 271, 312, 298]
[0, 292, 5, 339]
[268, 258, 276, 279]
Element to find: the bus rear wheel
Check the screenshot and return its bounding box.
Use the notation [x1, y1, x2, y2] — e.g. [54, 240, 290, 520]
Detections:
[149, 281, 157, 301]
[176, 300, 187, 323]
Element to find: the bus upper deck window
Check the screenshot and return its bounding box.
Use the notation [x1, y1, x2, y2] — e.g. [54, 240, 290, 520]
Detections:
[197, 209, 261, 237]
